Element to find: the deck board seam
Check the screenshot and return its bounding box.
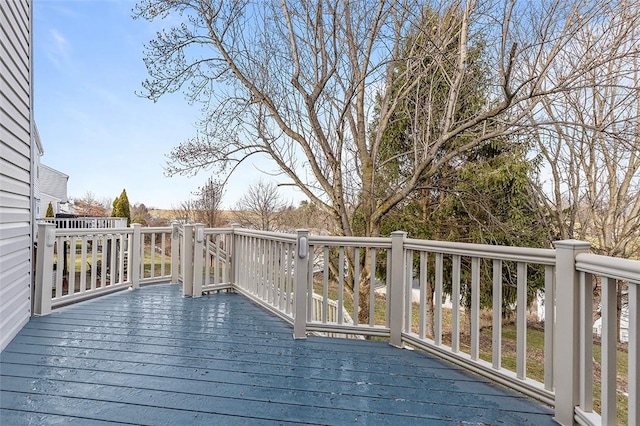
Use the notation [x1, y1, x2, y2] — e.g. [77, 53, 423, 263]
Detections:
[1, 379, 548, 420]
[0, 359, 502, 397]
[0, 371, 551, 415]
[12, 331, 473, 365]
[0, 408, 139, 425]
[0, 390, 317, 425]
[1, 344, 486, 384]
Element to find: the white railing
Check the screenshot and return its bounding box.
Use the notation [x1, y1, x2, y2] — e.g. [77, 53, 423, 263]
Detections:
[231, 227, 298, 325]
[304, 233, 393, 338]
[39, 216, 128, 229]
[33, 224, 637, 425]
[557, 247, 639, 426]
[400, 235, 557, 405]
[139, 226, 175, 285]
[288, 231, 634, 425]
[269, 231, 557, 403]
[186, 224, 234, 295]
[175, 222, 184, 284]
[34, 222, 178, 314]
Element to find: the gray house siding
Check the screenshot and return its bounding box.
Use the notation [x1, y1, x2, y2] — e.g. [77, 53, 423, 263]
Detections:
[39, 163, 69, 216]
[32, 123, 43, 222]
[1, 0, 33, 351]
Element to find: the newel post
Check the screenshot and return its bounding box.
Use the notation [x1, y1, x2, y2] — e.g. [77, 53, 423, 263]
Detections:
[630, 278, 639, 425]
[170, 221, 180, 284]
[230, 223, 241, 288]
[130, 223, 141, 289]
[554, 239, 591, 426]
[182, 224, 194, 297]
[34, 222, 55, 316]
[293, 229, 309, 339]
[389, 231, 407, 348]
[192, 223, 204, 298]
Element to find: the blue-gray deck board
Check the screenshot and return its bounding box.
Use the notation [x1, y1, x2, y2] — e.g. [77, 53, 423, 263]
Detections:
[1, 284, 556, 425]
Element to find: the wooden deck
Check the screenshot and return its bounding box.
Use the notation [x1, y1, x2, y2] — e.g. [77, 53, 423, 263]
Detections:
[1, 284, 556, 425]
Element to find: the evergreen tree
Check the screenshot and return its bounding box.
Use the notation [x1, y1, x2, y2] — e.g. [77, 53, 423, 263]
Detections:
[112, 189, 131, 226]
[366, 6, 550, 331]
[45, 202, 55, 218]
[112, 195, 121, 218]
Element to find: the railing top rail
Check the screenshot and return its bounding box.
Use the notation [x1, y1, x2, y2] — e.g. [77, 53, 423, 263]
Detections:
[140, 226, 173, 233]
[404, 238, 556, 265]
[38, 216, 124, 221]
[38, 217, 128, 227]
[233, 227, 297, 243]
[576, 252, 640, 283]
[53, 227, 133, 237]
[227, 228, 393, 248]
[308, 235, 392, 248]
[202, 227, 236, 235]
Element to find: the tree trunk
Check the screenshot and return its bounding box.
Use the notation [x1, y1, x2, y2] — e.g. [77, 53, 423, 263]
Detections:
[358, 282, 371, 325]
[426, 281, 435, 338]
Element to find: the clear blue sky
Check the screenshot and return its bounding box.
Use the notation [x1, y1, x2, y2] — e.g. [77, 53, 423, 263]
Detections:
[34, 0, 296, 210]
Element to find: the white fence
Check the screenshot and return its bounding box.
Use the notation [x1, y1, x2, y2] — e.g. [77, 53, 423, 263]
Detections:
[39, 216, 128, 229]
[33, 224, 638, 426]
[569, 250, 639, 426]
[34, 223, 177, 313]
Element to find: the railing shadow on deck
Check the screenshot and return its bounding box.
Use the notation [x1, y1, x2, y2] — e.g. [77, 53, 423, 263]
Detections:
[33, 222, 638, 426]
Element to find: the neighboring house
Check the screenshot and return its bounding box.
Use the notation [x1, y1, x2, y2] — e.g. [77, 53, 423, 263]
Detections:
[31, 126, 70, 245]
[593, 306, 630, 343]
[0, 0, 34, 351]
[37, 163, 70, 217]
[32, 123, 43, 220]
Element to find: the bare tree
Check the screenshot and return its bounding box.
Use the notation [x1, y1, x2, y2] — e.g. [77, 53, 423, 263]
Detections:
[528, 3, 640, 340]
[171, 177, 225, 226]
[279, 200, 335, 233]
[72, 191, 111, 217]
[131, 203, 167, 226]
[530, 5, 640, 253]
[233, 180, 288, 231]
[192, 177, 225, 227]
[135, 0, 628, 237]
[171, 200, 197, 224]
[135, 0, 635, 321]
[131, 203, 151, 226]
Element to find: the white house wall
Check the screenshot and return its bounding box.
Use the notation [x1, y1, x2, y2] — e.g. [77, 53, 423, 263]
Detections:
[0, 0, 33, 352]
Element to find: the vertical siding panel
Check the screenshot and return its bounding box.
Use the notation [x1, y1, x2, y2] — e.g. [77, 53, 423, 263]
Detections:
[0, 0, 32, 352]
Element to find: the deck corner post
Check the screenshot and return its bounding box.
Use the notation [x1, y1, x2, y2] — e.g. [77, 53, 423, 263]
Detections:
[130, 223, 141, 289]
[629, 281, 639, 426]
[230, 223, 241, 289]
[170, 221, 180, 284]
[34, 222, 56, 316]
[553, 239, 591, 426]
[182, 224, 194, 297]
[389, 230, 407, 348]
[192, 223, 204, 298]
[293, 229, 309, 339]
